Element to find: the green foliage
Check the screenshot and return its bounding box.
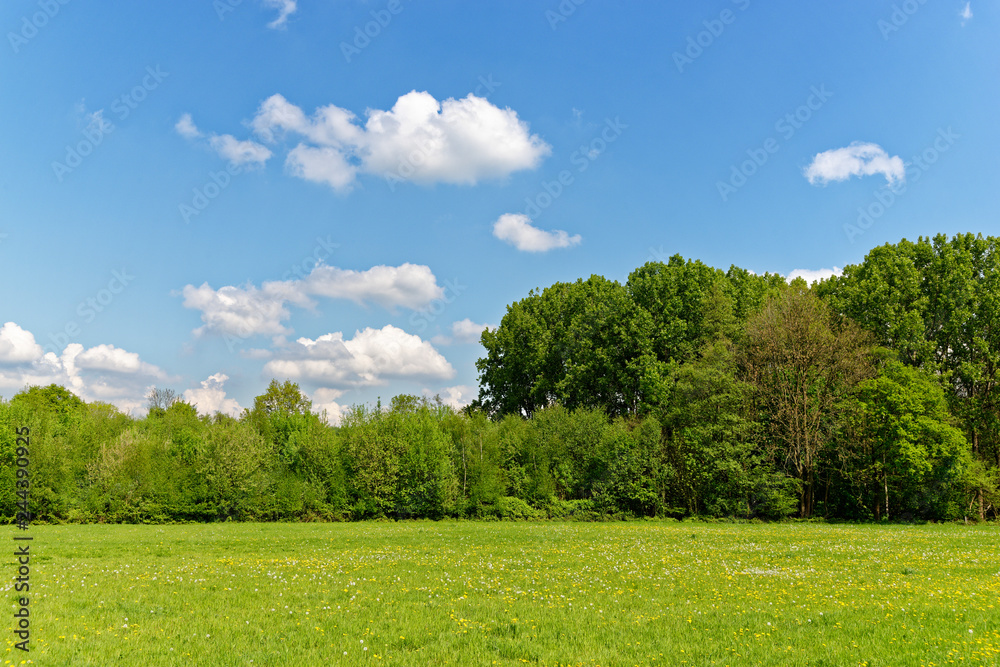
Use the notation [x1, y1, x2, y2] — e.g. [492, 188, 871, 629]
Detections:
[85, 426, 179, 521]
[840, 354, 972, 520]
[740, 287, 873, 517]
[477, 275, 667, 418]
[819, 233, 1000, 518]
[10, 384, 85, 430]
[666, 340, 763, 517]
[598, 419, 661, 517]
[0, 399, 32, 520]
[201, 418, 273, 520]
[4, 234, 998, 523]
[495, 496, 545, 520]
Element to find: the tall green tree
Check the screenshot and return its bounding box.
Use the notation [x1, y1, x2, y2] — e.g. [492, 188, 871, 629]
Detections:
[741, 287, 873, 517]
[819, 233, 1000, 517]
[244, 379, 315, 471]
[841, 353, 972, 520]
[478, 276, 666, 419]
[626, 255, 725, 367]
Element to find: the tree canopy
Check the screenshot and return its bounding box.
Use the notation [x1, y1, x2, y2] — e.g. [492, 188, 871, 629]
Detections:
[3, 234, 998, 523]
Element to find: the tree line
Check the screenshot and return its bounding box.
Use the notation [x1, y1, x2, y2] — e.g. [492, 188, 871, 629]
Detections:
[475, 232, 997, 521]
[1, 233, 997, 523]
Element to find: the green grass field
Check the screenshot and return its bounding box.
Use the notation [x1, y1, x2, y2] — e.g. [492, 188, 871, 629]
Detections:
[4, 521, 999, 666]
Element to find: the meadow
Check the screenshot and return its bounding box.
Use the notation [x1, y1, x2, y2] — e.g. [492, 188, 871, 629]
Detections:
[4, 521, 999, 666]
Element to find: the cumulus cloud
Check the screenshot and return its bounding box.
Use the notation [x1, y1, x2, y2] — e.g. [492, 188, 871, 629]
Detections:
[175, 113, 201, 139]
[76, 344, 163, 376]
[449, 319, 494, 344]
[787, 267, 842, 285]
[247, 90, 549, 191]
[264, 0, 297, 28]
[184, 373, 243, 418]
[0, 326, 168, 414]
[0, 322, 44, 363]
[286, 144, 357, 191]
[492, 213, 582, 252]
[180, 262, 444, 339]
[304, 264, 444, 310]
[961, 2, 973, 24]
[176, 113, 273, 167]
[181, 281, 304, 339]
[804, 142, 905, 187]
[208, 134, 273, 167]
[263, 326, 454, 388]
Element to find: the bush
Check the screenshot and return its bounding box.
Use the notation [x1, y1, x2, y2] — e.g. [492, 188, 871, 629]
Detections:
[497, 496, 545, 520]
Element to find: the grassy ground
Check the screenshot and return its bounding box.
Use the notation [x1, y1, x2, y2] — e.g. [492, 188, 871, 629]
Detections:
[4, 521, 999, 666]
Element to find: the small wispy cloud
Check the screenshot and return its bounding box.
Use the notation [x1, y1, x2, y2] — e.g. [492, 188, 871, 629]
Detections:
[804, 142, 905, 187]
[175, 113, 201, 139]
[960, 2, 973, 25]
[208, 134, 273, 167]
[492, 213, 581, 253]
[175, 113, 272, 168]
[264, 0, 297, 29]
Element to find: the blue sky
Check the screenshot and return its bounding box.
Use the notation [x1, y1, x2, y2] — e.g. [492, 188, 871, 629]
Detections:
[1, 0, 996, 419]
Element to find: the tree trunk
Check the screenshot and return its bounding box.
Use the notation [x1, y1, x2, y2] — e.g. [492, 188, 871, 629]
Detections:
[884, 469, 889, 521]
[974, 430, 985, 520]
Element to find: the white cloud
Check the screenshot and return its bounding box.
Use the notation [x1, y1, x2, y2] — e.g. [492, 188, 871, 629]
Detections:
[424, 385, 475, 411]
[961, 2, 973, 24]
[184, 373, 243, 417]
[492, 213, 582, 252]
[176, 113, 272, 167]
[76, 344, 163, 377]
[310, 387, 346, 425]
[264, 0, 297, 29]
[263, 326, 455, 388]
[787, 267, 842, 285]
[208, 134, 273, 167]
[450, 318, 493, 344]
[248, 90, 549, 192]
[0, 327, 168, 415]
[0, 322, 44, 363]
[180, 281, 302, 339]
[304, 263, 444, 310]
[804, 142, 905, 187]
[286, 144, 357, 191]
[175, 113, 202, 139]
[180, 262, 444, 339]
